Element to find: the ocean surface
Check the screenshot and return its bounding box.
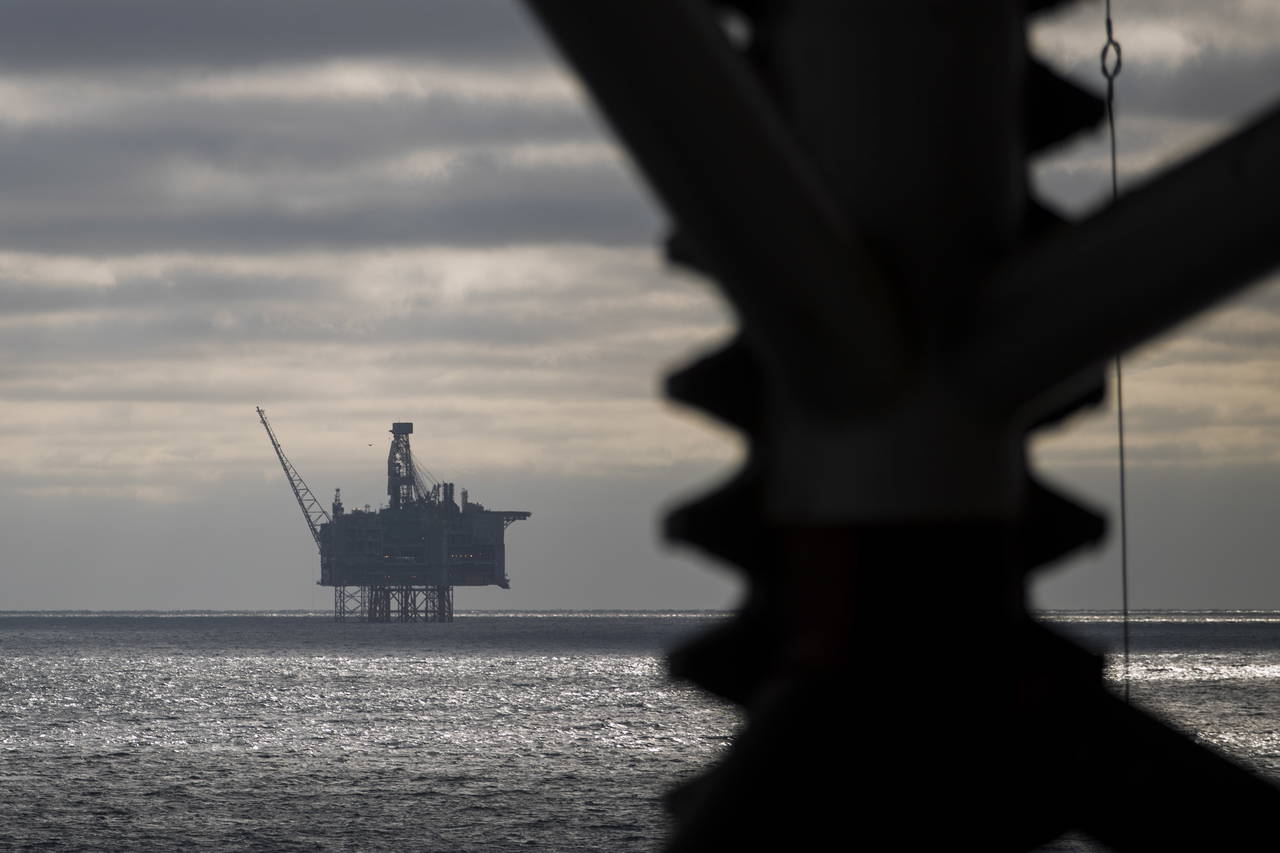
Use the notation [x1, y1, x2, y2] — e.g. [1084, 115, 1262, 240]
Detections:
[2, 611, 1279, 851]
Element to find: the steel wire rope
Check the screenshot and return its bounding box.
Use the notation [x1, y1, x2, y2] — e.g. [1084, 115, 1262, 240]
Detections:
[1100, 0, 1130, 703]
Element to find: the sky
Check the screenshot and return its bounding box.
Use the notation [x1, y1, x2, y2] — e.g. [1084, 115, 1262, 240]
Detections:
[2, 0, 1279, 611]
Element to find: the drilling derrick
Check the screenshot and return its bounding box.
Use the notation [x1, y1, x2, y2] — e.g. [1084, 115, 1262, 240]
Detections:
[387, 422, 424, 509]
[258, 410, 531, 622]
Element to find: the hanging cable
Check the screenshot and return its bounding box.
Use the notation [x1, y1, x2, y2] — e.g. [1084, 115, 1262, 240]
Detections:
[1100, 0, 1130, 703]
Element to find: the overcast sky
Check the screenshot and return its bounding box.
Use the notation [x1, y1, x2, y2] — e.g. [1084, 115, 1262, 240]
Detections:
[3, 1, 1279, 611]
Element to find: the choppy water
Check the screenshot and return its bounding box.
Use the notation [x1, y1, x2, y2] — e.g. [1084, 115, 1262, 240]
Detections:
[1038, 611, 1280, 852]
[1043, 610, 1280, 780]
[3, 611, 1279, 851]
[0, 613, 737, 852]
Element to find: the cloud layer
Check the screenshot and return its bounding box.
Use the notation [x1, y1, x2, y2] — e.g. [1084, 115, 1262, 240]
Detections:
[0, 2, 548, 71]
[2, 1, 1279, 608]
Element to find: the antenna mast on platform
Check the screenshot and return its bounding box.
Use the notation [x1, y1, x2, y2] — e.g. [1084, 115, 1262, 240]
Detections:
[387, 421, 429, 510]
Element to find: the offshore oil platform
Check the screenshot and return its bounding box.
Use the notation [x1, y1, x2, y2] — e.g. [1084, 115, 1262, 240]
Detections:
[257, 408, 531, 622]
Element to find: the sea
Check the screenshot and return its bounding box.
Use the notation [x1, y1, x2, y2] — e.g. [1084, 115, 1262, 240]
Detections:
[1, 610, 1278, 852]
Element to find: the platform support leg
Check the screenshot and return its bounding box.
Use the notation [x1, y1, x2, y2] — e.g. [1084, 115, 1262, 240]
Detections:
[366, 585, 391, 622]
[335, 585, 367, 622]
[332, 584, 452, 622]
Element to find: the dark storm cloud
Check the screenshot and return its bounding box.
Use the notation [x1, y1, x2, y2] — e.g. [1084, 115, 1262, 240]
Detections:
[0, 1, 547, 70]
[186, 94, 596, 159]
[0, 150, 657, 253]
[0, 186, 655, 253]
[0, 71, 639, 251]
[0, 275, 717, 359]
[0, 271, 328, 314]
[0, 94, 596, 182]
[0, 240, 727, 401]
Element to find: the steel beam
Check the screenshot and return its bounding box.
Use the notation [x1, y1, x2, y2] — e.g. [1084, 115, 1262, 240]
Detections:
[525, 1, 909, 415]
[971, 102, 1280, 417]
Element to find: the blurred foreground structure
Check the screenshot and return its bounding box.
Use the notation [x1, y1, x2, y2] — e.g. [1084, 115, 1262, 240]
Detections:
[525, 0, 1280, 848]
[258, 409, 530, 622]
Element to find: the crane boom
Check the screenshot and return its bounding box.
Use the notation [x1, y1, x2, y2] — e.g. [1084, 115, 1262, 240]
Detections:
[256, 407, 330, 549]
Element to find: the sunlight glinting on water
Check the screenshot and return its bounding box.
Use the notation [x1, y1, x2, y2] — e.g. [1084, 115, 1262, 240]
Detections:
[0, 615, 741, 852]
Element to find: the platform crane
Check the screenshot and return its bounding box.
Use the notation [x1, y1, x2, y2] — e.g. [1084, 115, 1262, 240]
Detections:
[256, 406, 330, 551]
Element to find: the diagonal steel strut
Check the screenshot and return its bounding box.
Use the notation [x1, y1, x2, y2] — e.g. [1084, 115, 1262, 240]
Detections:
[973, 103, 1280, 416]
